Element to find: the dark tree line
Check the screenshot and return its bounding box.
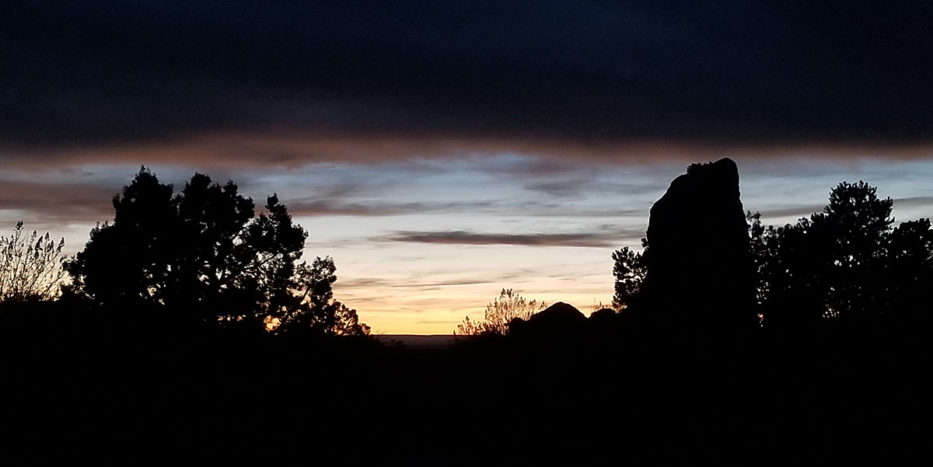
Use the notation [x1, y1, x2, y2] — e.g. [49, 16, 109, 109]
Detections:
[64, 167, 368, 336]
[750, 181, 933, 329]
[613, 180, 933, 330]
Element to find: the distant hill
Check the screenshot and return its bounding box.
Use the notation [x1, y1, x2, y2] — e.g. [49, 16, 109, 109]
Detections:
[374, 334, 458, 348]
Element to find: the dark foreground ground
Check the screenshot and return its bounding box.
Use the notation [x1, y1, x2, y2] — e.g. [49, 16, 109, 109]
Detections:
[1, 305, 930, 465]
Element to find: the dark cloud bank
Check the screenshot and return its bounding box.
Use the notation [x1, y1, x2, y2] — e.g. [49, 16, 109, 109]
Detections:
[3, 1, 933, 158]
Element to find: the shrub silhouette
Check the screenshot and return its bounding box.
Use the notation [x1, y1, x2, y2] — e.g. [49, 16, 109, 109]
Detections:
[66, 167, 368, 335]
[455, 288, 545, 336]
[0, 222, 66, 303]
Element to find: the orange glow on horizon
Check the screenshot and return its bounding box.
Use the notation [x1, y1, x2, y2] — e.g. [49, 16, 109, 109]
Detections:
[347, 288, 612, 335]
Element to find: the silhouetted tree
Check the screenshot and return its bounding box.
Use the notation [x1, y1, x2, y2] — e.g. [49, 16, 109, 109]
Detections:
[749, 214, 826, 328]
[750, 181, 932, 327]
[270, 256, 370, 336]
[455, 288, 545, 336]
[883, 218, 933, 326]
[747, 212, 770, 307]
[611, 239, 648, 310]
[0, 222, 66, 302]
[66, 167, 369, 335]
[66, 168, 179, 309]
[815, 181, 893, 321]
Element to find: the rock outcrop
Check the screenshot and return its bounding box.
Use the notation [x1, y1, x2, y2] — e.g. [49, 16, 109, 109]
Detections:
[527, 302, 586, 328]
[509, 302, 586, 337]
[642, 158, 757, 331]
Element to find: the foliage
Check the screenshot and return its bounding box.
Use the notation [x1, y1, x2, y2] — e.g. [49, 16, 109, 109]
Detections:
[611, 238, 648, 310]
[0, 222, 66, 302]
[749, 181, 932, 327]
[747, 212, 772, 308]
[815, 181, 893, 320]
[66, 167, 368, 335]
[271, 256, 371, 336]
[884, 218, 933, 324]
[455, 288, 546, 336]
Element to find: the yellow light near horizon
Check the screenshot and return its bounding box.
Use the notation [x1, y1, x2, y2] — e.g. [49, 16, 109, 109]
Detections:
[352, 289, 614, 335]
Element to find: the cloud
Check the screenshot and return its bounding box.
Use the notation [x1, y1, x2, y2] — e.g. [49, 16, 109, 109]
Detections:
[379, 229, 638, 248]
[755, 204, 827, 221]
[338, 277, 496, 289]
[289, 198, 649, 219]
[287, 199, 497, 217]
[524, 181, 588, 198]
[288, 200, 423, 217]
[523, 175, 667, 200]
[0, 133, 755, 172]
[0, 152, 661, 229]
[3, 1, 933, 164]
[0, 180, 116, 223]
[893, 197, 933, 209]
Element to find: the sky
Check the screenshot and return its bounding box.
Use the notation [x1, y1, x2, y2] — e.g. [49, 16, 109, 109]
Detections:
[2, 1, 933, 334]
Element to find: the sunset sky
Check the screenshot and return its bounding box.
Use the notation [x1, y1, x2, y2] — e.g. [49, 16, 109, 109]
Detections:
[3, 1, 933, 334]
